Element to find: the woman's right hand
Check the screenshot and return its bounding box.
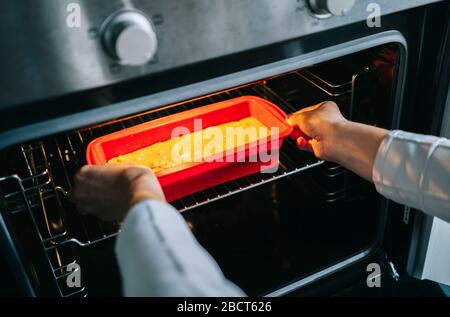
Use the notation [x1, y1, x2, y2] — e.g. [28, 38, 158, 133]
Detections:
[286, 101, 348, 163]
[287, 101, 388, 182]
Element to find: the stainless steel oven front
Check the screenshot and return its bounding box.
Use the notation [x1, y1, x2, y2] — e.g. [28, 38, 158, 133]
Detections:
[0, 0, 449, 297]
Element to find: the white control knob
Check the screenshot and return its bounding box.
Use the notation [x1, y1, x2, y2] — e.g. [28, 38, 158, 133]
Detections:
[308, 0, 356, 18]
[102, 10, 158, 66]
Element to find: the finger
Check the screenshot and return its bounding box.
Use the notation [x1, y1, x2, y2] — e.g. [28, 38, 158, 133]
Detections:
[287, 110, 311, 127]
[78, 164, 122, 181]
[289, 126, 310, 141]
[288, 110, 312, 129]
[308, 138, 322, 158]
[71, 171, 92, 201]
[75, 200, 98, 216]
[287, 113, 303, 126]
[296, 137, 313, 152]
[72, 166, 94, 196]
[73, 165, 117, 198]
[75, 202, 92, 216]
[77, 164, 108, 180]
[286, 114, 297, 126]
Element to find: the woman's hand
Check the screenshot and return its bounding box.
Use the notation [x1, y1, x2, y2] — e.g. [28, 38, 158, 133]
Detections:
[70, 165, 166, 222]
[287, 101, 347, 162]
[287, 101, 388, 181]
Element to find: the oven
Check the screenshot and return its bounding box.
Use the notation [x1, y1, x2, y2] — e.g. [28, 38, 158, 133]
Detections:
[0, 0, 449, 297]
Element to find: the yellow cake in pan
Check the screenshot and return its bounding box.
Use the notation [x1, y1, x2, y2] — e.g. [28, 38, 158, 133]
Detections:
[108, 117, 271, 173]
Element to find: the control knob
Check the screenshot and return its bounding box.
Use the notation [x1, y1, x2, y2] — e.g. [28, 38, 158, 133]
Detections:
[308, 0, 356, 18]
[102, 10, 158, 66]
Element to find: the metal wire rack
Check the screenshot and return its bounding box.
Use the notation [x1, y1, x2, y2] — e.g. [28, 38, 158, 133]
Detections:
[0, 64, 376, 296]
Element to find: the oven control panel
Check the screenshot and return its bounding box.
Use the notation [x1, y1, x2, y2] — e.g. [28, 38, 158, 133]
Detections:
[0, 0, 443, 109]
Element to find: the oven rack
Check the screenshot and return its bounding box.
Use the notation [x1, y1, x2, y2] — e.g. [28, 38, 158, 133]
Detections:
[0, 64, 374, 296]
[297, 66, 374, 96]
[298, 69, 352, 97]
[0, 85, 324, 297]
[297, 65, 375, 119]
[0, 83, 324, 235]
[0, 170, 88, 297]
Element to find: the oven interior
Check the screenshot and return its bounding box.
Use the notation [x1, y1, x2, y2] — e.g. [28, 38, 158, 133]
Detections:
[0, 43, 401, 296]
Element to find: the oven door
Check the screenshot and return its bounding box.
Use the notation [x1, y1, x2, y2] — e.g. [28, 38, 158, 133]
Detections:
[0, 2, 449, 297]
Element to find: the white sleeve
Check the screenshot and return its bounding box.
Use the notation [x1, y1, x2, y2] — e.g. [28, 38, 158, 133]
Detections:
[115, 199, 246, 297]
[373, 130, 450, 223]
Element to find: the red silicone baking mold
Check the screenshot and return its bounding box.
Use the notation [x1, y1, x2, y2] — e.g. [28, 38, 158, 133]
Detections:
[86, 96, 293, 202]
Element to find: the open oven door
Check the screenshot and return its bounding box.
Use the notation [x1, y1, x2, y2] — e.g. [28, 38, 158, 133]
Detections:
[0, 1, 449, 297]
